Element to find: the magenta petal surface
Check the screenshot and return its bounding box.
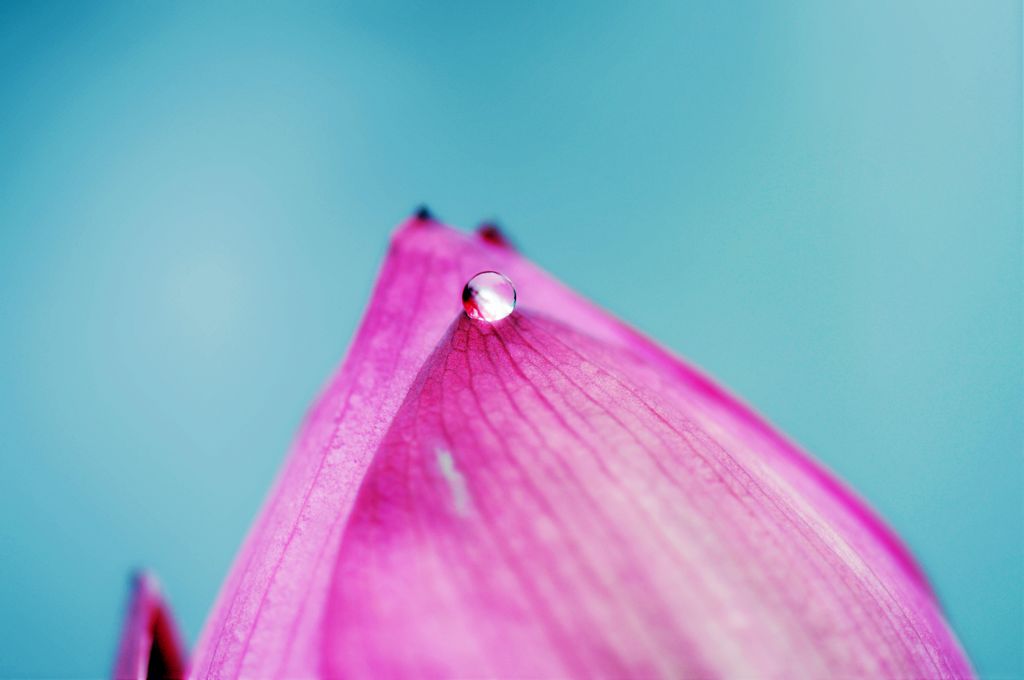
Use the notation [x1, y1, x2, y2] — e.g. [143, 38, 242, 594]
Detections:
[324, 313, 970, 677]
[192, 219, 972, 678]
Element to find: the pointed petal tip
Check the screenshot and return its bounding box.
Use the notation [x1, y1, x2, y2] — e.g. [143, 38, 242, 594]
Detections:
[393, 204, 447, 241]
[414, 204, 435, 221]
[129, 568, 159, 592]
[475, 221, 516, 250]
[114, 569, 187, 680]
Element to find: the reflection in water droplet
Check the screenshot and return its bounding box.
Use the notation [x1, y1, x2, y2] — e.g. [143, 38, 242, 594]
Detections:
[462, 271, 516, 322]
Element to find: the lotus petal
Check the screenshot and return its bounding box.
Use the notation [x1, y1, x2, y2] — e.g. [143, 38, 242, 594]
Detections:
[190, 217, 972, 678]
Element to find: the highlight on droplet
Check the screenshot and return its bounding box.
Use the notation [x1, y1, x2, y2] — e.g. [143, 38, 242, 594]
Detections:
[462, 271, 516, 322]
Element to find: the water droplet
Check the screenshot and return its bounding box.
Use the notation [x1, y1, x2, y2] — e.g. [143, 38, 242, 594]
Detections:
[462, 271, 516, 322]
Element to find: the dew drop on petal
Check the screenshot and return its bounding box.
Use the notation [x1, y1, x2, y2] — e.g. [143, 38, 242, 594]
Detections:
[462, 271, 516, 322]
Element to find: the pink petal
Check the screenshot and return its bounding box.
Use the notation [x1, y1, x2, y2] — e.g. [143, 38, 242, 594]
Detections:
[325, 312, 971, 677]
[113, 572, 187, 680]
[191, 217, 972, 678]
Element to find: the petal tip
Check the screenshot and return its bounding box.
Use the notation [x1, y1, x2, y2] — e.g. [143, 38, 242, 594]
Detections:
[394, 204, 444, 240]
[475, 221, 516, 250]
[413, 204, 435, 222]
[113, 570, 187, 680]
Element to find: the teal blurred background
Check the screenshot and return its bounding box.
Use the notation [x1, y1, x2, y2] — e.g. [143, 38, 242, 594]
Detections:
[0, 2, 1019, 677]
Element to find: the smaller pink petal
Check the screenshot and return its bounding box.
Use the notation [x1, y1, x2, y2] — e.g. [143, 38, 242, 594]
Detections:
[113, 572, 187, 680]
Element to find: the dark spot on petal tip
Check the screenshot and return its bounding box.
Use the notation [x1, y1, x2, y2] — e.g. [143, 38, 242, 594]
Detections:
[476, 222, 516, 250]
[413, 205, 434, 222]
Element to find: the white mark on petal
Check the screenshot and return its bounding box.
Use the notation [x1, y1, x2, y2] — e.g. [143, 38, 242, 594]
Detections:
[435, 448, 472, 516]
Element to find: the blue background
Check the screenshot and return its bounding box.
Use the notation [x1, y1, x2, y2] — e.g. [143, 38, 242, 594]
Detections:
[1, 2, 1020, 677]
